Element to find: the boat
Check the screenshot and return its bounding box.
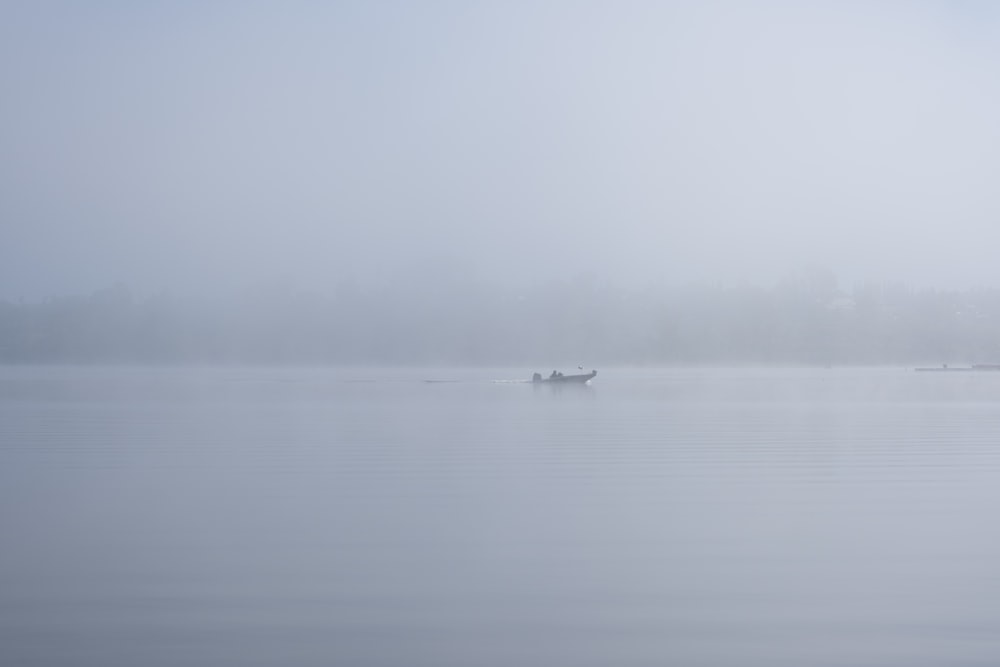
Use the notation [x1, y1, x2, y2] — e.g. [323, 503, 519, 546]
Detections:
[532, 370, 597, 384]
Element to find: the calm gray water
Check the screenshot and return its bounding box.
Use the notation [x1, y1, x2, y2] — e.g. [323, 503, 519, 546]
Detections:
[3, 366, 1000, 666]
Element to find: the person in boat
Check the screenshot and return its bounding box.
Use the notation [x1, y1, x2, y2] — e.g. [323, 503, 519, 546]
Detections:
[551, 370, 558, 378]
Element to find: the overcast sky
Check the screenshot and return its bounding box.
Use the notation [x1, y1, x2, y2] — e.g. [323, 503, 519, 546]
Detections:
[3, 1, 1000, 299]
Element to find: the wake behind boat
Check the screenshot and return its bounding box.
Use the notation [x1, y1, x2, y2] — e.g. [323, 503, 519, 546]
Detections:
[532, 369, 597, 384]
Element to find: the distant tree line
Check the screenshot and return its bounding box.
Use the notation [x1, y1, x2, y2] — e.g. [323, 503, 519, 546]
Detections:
[3, 273, 1000, 365]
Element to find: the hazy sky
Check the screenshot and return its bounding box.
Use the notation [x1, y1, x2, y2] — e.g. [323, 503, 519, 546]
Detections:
[3, 1, 1000, 299]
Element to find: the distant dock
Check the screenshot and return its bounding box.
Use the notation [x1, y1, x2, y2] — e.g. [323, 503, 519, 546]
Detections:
[915, 364, 1000, 372]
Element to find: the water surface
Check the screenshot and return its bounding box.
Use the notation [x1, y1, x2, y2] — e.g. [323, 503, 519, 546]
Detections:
[2, 366, 1000, 666]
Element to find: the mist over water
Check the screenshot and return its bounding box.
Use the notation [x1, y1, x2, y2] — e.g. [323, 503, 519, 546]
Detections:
[6, 2, 1000, 665]
[3, 367, 1000, 666]
[5, 275, 1000, 366]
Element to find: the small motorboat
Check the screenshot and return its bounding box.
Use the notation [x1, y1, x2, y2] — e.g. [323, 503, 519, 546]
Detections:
[532, 370, 597, 384]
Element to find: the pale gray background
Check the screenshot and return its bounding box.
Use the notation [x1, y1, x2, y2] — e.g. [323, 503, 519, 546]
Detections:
[4, 1, 1000, 300]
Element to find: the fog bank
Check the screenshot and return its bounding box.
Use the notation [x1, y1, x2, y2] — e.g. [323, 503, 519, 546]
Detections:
[4, 2, 1000, 299]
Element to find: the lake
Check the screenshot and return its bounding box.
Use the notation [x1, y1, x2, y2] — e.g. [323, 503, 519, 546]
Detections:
[2, 366, 1000, 666]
